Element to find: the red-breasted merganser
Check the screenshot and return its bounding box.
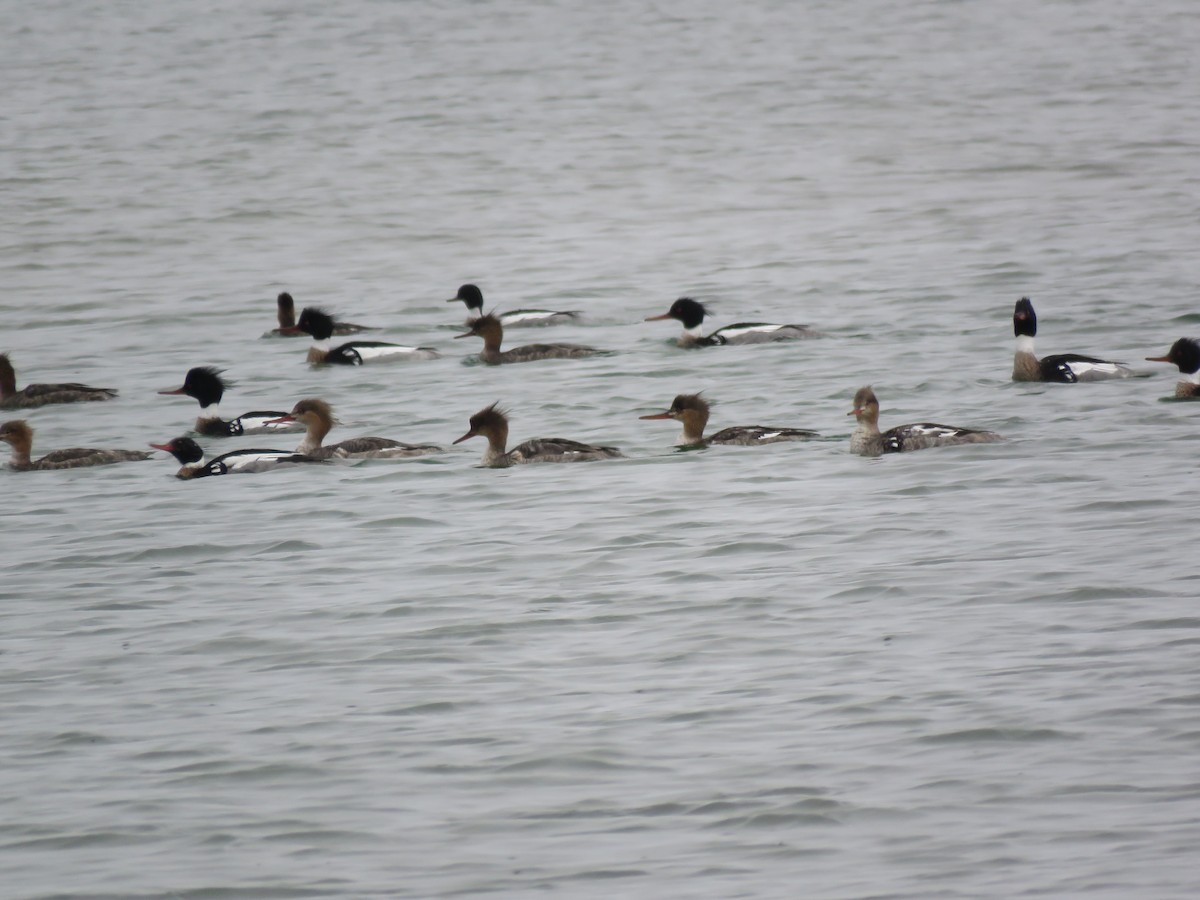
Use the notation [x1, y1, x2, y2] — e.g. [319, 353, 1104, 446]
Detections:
[0, 353, 117, 409]
[849, 387, 1003, 457]
[447, 284, 580, 327]
[1146, 338, 1200, 397]
[639, 393, 819, 447]
[455, 314, 603, 364]
[285, 307, 440, 364]
[1, 419, 150, 471]
[1012, 297, 1133, 382]
[265, 292, 374, 337]
[453, 403, 623, 467]
[158, 367, 303, 437]
[645, 298, 822, 347]
[150, 436, 326, 479]
[264, 398, 443, 459]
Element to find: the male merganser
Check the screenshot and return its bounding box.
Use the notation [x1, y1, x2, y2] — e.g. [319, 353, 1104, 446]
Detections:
[286, 307, 439, 364]
[447, 284, 580, 327]
[265, 398, 443, 459]
[0, 352, 117, 409]
[158, 367, 303, 437]
[1012, 297, 1133, 382]
[150, 435, 326, 479]
[1, 420, 150, 471]
[266, 292, 374, 337]
[1146, 338, 1200, 398]
[639, 393, 819, 447]
[645, 298, 822, 347]
[848, 387, 1003, 457]
[455, 314, 602, 364]
[453, 403, 623, 467]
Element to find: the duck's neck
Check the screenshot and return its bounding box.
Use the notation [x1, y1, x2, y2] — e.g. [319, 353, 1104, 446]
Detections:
[278, 306, 296, 329]
[849, 409, 883, 456]
[482, 429, 510, 467]
[297, 418, 332, 454]
[0, 364, 15, 400]
[677, 323, 705, 347]
[307, 341, 330, 364]
[1012, 335, 1040, 381]
[5, 440, 32, 469]
[678, 409, 707, 445]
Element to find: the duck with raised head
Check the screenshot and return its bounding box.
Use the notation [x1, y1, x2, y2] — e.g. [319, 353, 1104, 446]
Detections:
[265, 292, 374, 337]
[264, 398, 442, 459]
[150, 436, 326, 479]
[453, 403, 622, 467]
[285, 307, 439, 364]
[455, 314, 602, 364]
[639, 393, 819, 447]
[645, 298, 822, 347]
[1, 420, 150, 471]
[0, 352, 117, 409]
[1012, 297, 1133, 382]
[447, 284, 580, 327]
[1146, 338, 1200, 398]
[848, 387, 1003, 457]
[158, 367, 303, 437]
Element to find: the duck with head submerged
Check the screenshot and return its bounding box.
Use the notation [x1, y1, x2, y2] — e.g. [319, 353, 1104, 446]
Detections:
[1146, 338, 1200, 398]
[455, 313, 603, 364]
[447, 284, 580, 327]
[848, 387, 1003, 457]
[0, 352, 117, 409]
[1, 420, 150, 471]
[645, 297, 823, 348]
[1011, 296, 1133, 382]
[266, 292, 374, 337]
[150, 435, 327, 479]
[265, 398, 443, 459]
[284, 307, 439, 364]
[453, 403, 623, 467]
[158, 366, 303, 437]
[640, 393, 819, 447]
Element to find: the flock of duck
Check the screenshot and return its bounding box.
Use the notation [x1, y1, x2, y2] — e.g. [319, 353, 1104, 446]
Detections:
[2, 290, 1196, 476]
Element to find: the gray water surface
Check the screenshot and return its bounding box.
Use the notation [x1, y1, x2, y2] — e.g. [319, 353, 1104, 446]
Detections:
[3, 1, 1200, 897]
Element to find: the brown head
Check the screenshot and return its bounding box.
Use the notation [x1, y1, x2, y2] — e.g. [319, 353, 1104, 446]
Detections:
[454, 402, 509, 446]
[639, 393, 711, 442]
[0, 419, 34, 455]
[0, 353, 16, 397]
[849, 386, 880, 425]
[455, 313, 504, 351]
[276, 292, 297, 329]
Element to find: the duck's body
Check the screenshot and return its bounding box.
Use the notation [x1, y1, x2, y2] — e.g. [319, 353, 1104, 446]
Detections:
[1012, 297, 1133, 382]
[0, 353, 117, 409]
[456, 314, 601, 364]
[645, 298, 822, 348]
[1146, 338, 1200, 398]
[266, 292, 373, 337]
[849, 387, 1002, 457]
[151, 436, 326, 479]
[287, 308, 439, 364]
[266, 398, 442, 459]
[448, 284, 580, 327]
[1, 420, 150, 471]
[454, 403, 622, 467]
[640, 393, 818, 447]
[159, 367, 302, 437]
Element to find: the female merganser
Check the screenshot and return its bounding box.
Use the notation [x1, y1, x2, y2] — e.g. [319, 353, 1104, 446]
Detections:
[639, 393, 818, 447]
[1, 420, 150, 471]
[1012, 297, 1133, 382]
[265, 398, 443, 459]
[286, 307, 439, 364]
[453, 403, 622, 467]
[447, 284, 580, 327]
[645, 298, 822, 347]
[266, 292, 374, 337]
[158, 367, 303, 437]
[1146, 338, 1200, 397]
[455, 314, 602, 364]
[849, 387, 1003, 457]
[0, 353, 117, 409]
[150, 435, 326, 479]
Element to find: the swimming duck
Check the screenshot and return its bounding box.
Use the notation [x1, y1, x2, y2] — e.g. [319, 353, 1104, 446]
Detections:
[0, 352, 117, 409]
[265, 398, 443, 459]
[150, 435, 326, 479]
[639, 393, 818, 447]
[1012, 297, 1133, 382]
[453, 403, 622, 467]
[455, 314, 602, 364]
[1, 420, 150, 471]
[158, 367, 303, 436]
[645, 298, 822, 347]
[848, 387, 1003, 457]
[285, 307, 439, 364]
[266, 292, 373, 337]
[447, 284, 580, 327]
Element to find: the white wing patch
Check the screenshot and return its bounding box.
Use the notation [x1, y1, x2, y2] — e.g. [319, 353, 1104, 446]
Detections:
[352, 345, 439, 362]
[719, 323, 784, 338]
[1065, 360, 1129, 379]
[224, 450, 297, 471]
[502, 310, 556, 325]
